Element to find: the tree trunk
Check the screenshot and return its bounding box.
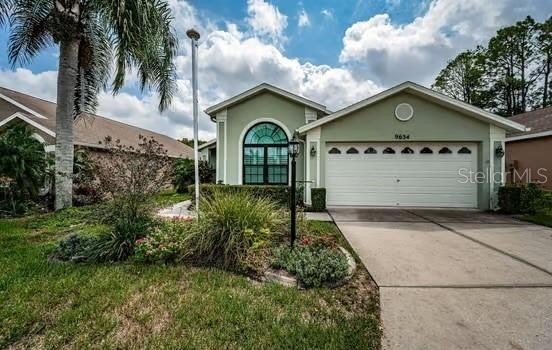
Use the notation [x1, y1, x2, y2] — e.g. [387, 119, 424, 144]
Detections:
[544, 55, 551, 107]
[54, 38, 80, 210]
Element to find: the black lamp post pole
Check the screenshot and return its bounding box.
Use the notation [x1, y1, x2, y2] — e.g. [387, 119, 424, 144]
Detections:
[290, 154, 297, 248]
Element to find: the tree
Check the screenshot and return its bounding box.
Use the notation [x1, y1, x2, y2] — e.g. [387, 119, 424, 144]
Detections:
[179, 138, 207, 148]
[432, 48, 492, 109]
[536, 17, 552, 108]
[0, 0, 177, 210]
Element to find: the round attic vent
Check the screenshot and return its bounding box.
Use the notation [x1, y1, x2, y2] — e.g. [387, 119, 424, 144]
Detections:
[395, 103, 414, 121]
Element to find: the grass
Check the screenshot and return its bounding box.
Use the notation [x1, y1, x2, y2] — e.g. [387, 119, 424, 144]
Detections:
[0, 202, 380, 349]
[523, 209, 552, 228]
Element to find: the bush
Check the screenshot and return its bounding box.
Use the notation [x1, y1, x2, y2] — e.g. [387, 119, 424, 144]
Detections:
[0, 125, 47, 215]
[189, 184, 290, 207]
[52, 234, 97, 262]
[134, 219, 196, 263]
[271, 244, 349, 288]
[499, 183, 547, 214]
[173, 159, 215, 193]
[185, 189, 286, 270]
[311, 188, 326, 212]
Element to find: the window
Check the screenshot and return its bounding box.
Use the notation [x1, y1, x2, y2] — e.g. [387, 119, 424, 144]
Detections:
[328, 147, 341, 154]
[401, 147, 414, 154]
[420, 147, 433, 154]
[438, 147, 452, 154]
[364, 147, 377, 154]
[346, 147, 359, 154]
[383, 147, 395, 154]
[458, 147, 472, 154]
[243, 122, 288, 185]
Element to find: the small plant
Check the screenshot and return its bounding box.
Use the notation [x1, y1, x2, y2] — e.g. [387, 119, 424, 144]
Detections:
[52, 233, 97, 262]
[271, 244, 349, 288]
[186, 190, 286, 270]
[134, 219, 195, 263]
[310, 188, 326, 212]
[173, 159, 214, 193]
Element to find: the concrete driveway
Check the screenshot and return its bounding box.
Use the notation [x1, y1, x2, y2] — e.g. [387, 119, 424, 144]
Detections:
[330, 208, 552, 350]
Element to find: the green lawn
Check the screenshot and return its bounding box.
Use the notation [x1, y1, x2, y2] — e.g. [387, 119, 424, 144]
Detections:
[523, 210, 552, 228]
[0, 203, 380, 349]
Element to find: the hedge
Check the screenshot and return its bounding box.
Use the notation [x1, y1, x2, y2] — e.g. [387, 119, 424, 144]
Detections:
[498, 183, 550, 214]
[188, 184, 290, 207]
[311, 188, 326, 212]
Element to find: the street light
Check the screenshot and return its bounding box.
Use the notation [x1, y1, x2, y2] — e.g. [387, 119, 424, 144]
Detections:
[186, 28, 200, 219]
[288, 132, 300, 247]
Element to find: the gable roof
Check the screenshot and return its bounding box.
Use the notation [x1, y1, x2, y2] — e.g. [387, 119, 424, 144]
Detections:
[0, 87, 193, 159]
[205, 82, 330, 118]
[298, 81, 527, 134]
[506, 106, 552, 141]
[198, 138, 216, 150]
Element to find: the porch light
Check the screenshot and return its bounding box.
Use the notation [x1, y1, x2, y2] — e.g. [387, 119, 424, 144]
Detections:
[310, 145, 316, 157]
[288, 132, 300, 247]
[495, 145, 505, 158]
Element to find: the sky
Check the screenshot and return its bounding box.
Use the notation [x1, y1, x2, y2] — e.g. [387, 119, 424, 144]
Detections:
[0, 0, 551, 141]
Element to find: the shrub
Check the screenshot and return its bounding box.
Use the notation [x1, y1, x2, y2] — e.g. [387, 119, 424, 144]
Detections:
[499, 183, 547, 214]
[186, 190, 286, 270]
[52, 234, 97, 262]
[189, 184, 290, 207]
[271, 244, 349, 288]
[173, 159, 215, 193]
[134, 219, 195, 263]
[310, 188, 326, 212]
[0, 125, 47, 215]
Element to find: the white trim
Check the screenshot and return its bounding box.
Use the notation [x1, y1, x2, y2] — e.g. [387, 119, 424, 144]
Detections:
[0, 93, 48, 119]
[216, 120, 221, 182]
[224, 114, 228, 183]
[298, 81, 527, 134]
[31, 132, 46, 144]
[395, 103, 414, 121]
[45, 145, 55, 152]
[237, 118, 292, 185]
[506, 130, 552, 142]
[198, 138, 216, 150]
[205, 83, 330, 117]
[0, 112, 55, 137]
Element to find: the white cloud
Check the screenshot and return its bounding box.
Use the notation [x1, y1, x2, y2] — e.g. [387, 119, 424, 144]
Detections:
[246, 0, 288, 46]
[321, 9, 334, 19]
[0, 69, 58, 101]
[340, 0, 551, 86]
[298, 9, 311, 28]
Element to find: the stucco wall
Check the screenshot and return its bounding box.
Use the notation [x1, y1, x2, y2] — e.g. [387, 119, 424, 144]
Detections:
[222, 92, 306, 185]
[314, 91, 495, 209]
[506, 136, 552, 188]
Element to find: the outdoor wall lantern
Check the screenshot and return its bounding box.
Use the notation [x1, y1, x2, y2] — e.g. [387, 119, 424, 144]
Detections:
[310, 145, 317, 157]
[288, 133, 301, 247]
[495, 145, 505, 158]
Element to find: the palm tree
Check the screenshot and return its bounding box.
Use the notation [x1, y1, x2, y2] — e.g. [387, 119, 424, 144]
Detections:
[0, 0, 177, 210]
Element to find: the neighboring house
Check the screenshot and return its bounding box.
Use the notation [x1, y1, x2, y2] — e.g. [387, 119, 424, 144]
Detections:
[198, 138, 216, 169]
[0, 87, 193, 159]
[205, 82, 526, 210]
[506, 107, 552, 188]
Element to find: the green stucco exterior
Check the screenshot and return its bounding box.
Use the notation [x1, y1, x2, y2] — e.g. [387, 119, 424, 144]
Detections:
[220, 92, 306, 185]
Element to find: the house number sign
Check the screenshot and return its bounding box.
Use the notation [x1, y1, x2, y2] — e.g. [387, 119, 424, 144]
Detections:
[394, 134, 410, 140]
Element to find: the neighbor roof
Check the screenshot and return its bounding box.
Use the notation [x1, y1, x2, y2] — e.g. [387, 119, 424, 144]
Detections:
[298, 81, 527, 134]
[198, 138, 216, 150]
[205, 82, 331, 118]
[506, 106, 552, 141]
[0, 87, 193, 158]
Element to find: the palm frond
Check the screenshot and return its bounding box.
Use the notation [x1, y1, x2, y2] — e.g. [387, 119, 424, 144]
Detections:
[7, 0, 53, 66]
[0, 0, 15, 26]
[97, 0, 178, 111]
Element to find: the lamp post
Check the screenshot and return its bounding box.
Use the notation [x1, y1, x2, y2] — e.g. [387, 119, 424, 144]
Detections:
[288, 133, 300, 247]
[186, 28, 200, 219]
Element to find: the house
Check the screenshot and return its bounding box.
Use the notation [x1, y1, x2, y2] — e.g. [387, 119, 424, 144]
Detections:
[198, 138, 216, 169]
[204, 82, 526, 210]
[0, 87, 193, 159]
[506, 107, 552, 188]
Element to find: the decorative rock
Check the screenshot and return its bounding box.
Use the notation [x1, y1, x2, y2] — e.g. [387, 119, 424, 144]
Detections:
[263, 268, 298, 288]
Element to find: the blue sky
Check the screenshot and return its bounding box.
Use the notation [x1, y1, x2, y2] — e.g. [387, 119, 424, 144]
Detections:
[0, 0, 551, 139]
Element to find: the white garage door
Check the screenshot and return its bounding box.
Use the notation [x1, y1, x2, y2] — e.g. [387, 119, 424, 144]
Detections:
[325, 143, 478, 208]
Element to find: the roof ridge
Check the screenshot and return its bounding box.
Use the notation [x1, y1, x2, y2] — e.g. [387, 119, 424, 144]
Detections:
[0, 86, 57, 108]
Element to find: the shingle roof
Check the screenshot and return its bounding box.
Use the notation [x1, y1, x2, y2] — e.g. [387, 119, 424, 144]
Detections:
[508, 106, 552, 138]
[0, 87, 193, 158]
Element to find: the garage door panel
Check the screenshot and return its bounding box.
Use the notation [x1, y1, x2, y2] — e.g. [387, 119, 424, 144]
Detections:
[326, 142, 477, 208]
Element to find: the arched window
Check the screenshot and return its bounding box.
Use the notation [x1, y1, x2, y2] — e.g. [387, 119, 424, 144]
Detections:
[346, 147, 359, 154]
[328, 147, 341, 154]
[243, 122, 288, 184]
[458, 147, 472, 154]
[439, 147, 452, 154]
[364, 147, 377, 154]
[420, 147, 433, 154]
[383, 147, 396, 154]
[401, 147, 414, 154]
